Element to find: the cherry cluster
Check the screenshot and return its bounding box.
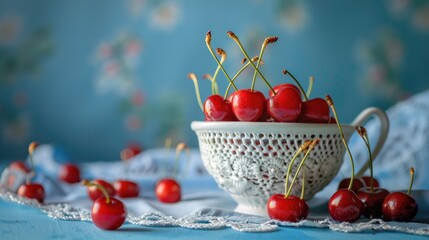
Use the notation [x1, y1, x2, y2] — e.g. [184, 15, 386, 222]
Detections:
[9, 142, 186, 231]
[190, 31, 333, 124]
[266, 96, 419, 223]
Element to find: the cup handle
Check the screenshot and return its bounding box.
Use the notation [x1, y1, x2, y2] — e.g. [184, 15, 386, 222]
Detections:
[350, 107, 390, 178]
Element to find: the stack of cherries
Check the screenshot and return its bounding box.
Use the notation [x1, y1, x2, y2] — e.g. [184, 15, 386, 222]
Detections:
[189, 31, 333, 124]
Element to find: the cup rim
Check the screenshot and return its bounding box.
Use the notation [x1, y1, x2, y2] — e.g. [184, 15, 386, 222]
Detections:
[191, 121, 355, 134]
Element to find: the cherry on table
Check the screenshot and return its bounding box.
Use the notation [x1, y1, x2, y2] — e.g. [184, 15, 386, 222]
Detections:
[155, 178, 181, 203]
[204, 94, 236, 121]
[328, 189, 363, 222]
[17, 183, 45, 203]
[267, 194, 309, 222]
[382, 167, 418, 222]
[231, 89, 266, 122]
[59, 163, 81, 184]
[113, 180, 140, 198]
[357, 187, 390, 219]
[267, 87, 302, 122]
[83, 180, 127, 230]
[87, 179, 116, 201]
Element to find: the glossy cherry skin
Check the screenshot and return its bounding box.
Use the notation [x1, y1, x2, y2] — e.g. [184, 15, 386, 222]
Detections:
[267, 194, 309, 222]
[231, 89, 266, 122]
[155, 178, 181, 203]
[113, 180, 140, 198]
[87, 179, 116, 201]
[297, 98, 330, 123]
[328, 189, 363, 222]
[357, 187, 390, 218]
[267, 87, 302, 122]
[268, 83, 301, 97]
[204, 94, 237, 121]
[338, 178, 365, 193]
[91, 196, 127, 230]
[361, 176, 380, 188]
[59, 163, 81, 183]
[17, 183, 45, 203]
[382, 192, 418, 222]
[9, 161, 31, 173]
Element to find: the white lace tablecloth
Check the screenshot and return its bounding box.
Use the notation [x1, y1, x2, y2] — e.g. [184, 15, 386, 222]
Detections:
[2, 89, 429, 235]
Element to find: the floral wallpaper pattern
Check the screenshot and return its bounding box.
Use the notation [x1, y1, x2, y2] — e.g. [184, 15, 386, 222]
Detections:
[1, 0, 429, 162]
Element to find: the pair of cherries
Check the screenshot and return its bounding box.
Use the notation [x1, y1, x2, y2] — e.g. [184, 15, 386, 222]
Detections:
[204, 84, 330, 123]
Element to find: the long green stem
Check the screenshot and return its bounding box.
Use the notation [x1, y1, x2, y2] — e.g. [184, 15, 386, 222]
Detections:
[326, 95, 355, 190]
[306, 76, 314, 99]
[206, 32, 237, 90]
[300, 167, 306, 199]
[188, 73, 204, 112]
[227, 32, 275, 93]
[284, 141, 311, 196]
[223, 58, 256, 99]
[286, 140, 318, 197]
[211, 49, 226, 95]
[408, 168, 415, 195]
[283, 70, 308, 101]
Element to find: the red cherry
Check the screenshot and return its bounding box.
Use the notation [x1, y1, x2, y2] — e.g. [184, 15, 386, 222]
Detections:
[267, 87, 302, 122]
[267, 194, 309, 222]
[59, 163, 81, 184]
[91, 197, 127, 230]
[87, 179, 116, 201]
[204, 94, 237, 121]
[268, 83, 301, 97]
[155, 178, 181, 203]
[17, 183, 45, 203]
[361, 176, 380, 188]
[297, 98, 330, 123]
[357, 187, 390, 218]
[338, 177, 365, 193]
[231, 89, 266, 122]
[113, 180, 140, 198]
[328, 189, 363, 222]
[382, 192, 418, 222]
[9, 161, 31, 173]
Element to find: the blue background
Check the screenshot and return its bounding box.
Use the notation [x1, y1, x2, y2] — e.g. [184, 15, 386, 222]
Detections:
[1, 0, 429, 162]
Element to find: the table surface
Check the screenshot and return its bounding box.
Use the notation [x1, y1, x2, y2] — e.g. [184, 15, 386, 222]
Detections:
[1, 199, 428, 240]
[1, 157, 428, 240]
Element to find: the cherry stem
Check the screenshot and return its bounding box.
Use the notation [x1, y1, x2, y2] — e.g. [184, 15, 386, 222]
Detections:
[282, 70, 308, 101]
[251, 37, 277, 91]
[206, 32, 238, 91]
[27, 142, 37, 184]
[300, 167, 306, 199]
[188, 73, 204, 112]
[211, 49, 226, 95]
[326, 95, 355, 190]
[356, 125, 374, 192]
[82, 180, 111, 204]
[286, 139, 319, 197]
[284, 141, 311, 197]
[227, 31, 275, 93]
[223, 57, 258, 99]
[306, 76, 314, 99]
[408, 167, 415, 195]
[173, 143, 190, 179]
